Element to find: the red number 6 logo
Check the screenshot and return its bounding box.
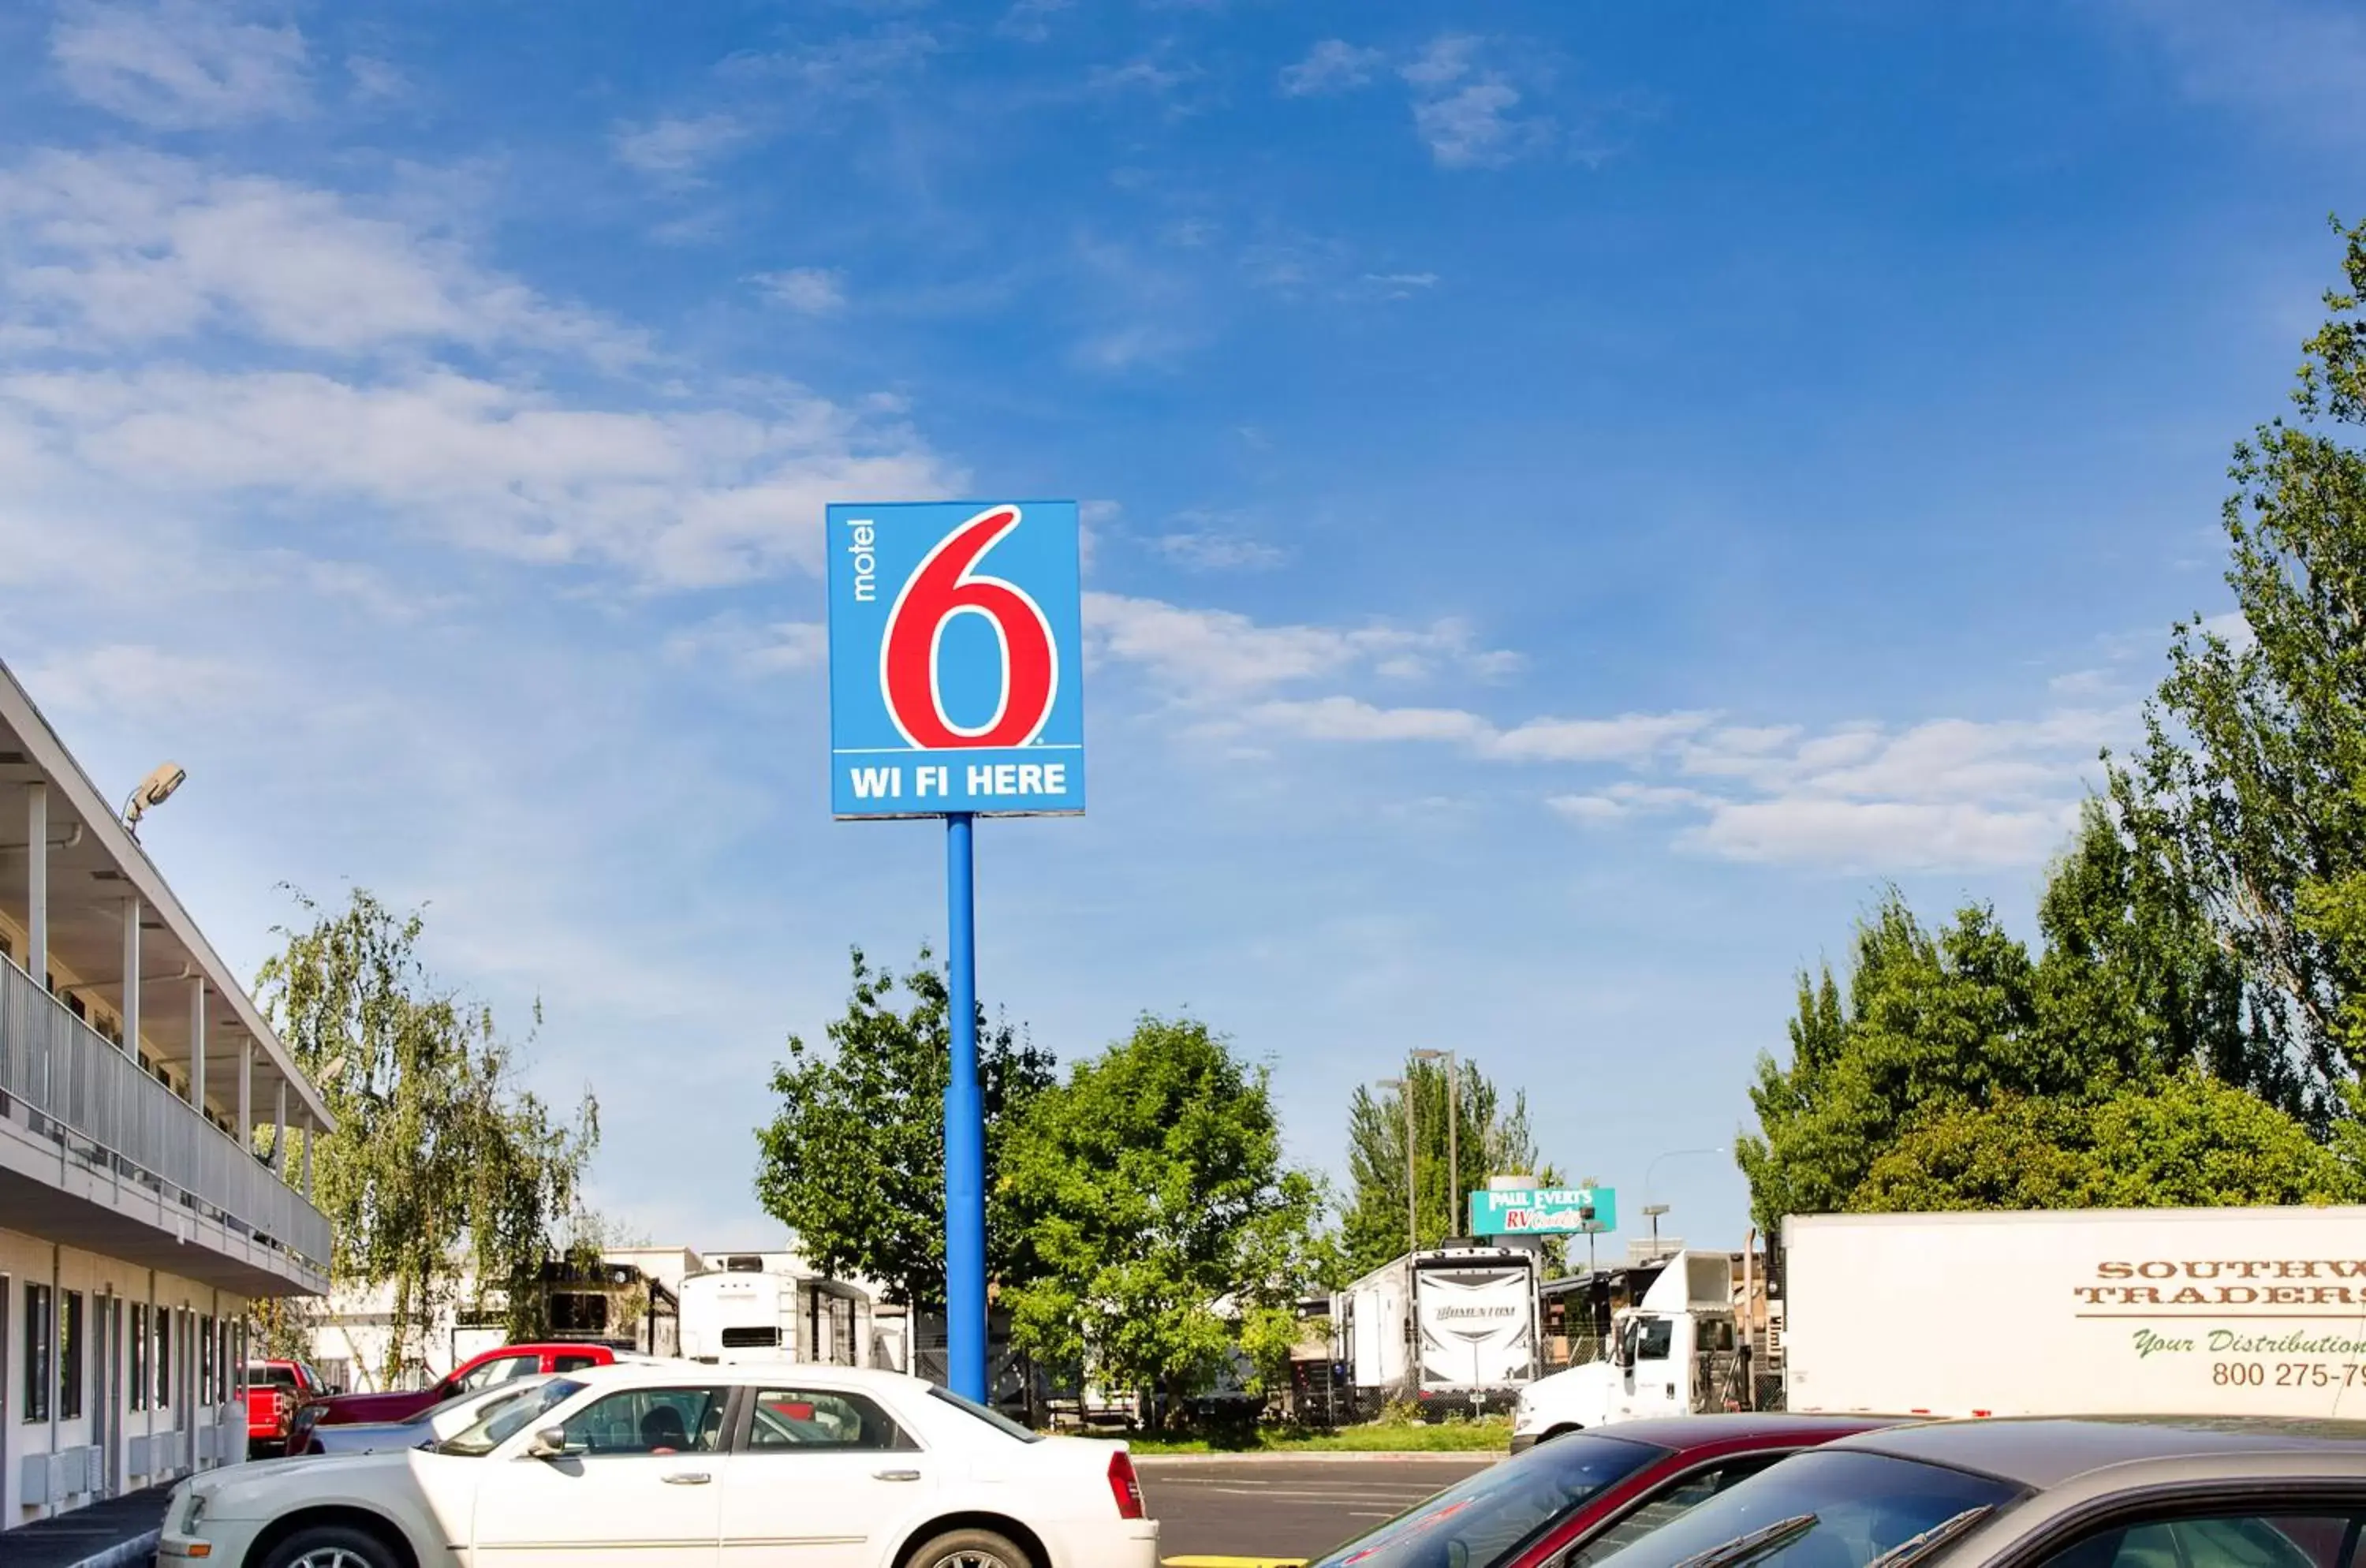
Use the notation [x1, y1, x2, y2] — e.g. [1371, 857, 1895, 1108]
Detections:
[880, 505, 1059, 749]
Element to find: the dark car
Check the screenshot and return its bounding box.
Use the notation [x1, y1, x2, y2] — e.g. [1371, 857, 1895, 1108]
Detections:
[1306, 1413, 1901, 1568]
[295, 1375, 558, 1457]
[1577, 1417, 2366, 1568]
[287, 1342, 626, 1454]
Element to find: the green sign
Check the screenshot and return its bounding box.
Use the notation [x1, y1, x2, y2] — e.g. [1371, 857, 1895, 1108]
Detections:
[1468, 1185, 1616, 1237]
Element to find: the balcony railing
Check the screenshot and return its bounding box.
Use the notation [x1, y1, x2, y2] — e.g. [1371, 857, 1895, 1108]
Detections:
[0, 954, 331, 1275]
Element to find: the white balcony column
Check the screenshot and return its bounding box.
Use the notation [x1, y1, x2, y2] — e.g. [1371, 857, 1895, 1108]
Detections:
[300, 1114, 313, 1197]
[274, 1081, 287, 1176]
[237, 1038, 252, 1152]
[188, 978, 207, 1112]
[24, 781, 46, 984]
[121, 893, 142, 1056]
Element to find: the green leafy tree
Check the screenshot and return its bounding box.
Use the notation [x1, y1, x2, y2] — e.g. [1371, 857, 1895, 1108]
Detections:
[754, 946, 1055, 1309]
[1339, 1056, 1553, 1279]
[998, 1017, 1328, 1426]
[255, 889, 599, 1382]
[2117, 216, 2366, 1106]
[1856, 1074, 2358, 1211]
[1739, 808, 2343, 1230]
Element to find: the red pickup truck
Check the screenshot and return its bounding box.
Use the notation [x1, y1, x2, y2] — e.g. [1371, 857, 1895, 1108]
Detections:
[288, 1342, 625, 1450]
[245, 1360, 330, 1455]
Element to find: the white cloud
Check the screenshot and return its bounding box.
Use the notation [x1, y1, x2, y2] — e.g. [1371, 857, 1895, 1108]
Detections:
[1089, 58, 1197, 96]
[2, 365, 954, 588]
[1686, 799, 2081, 872]
[1084, 592, 1518, 696]
[1153, 525, 1286, 572]
[1000, 0, 1072, 43]
[663, 616, 828, 678]
[1281, 39, 1386, 97]
[51, 0, 309, 129]
[345, 54, 408, 103]
[752, 267, 848, 315]
[21, 641, 274, 723]
[1491, 712, 1712, 763]
[2111, 0, 2366, 147]
[719, 27, 941, 94]
[1094, 585, 2124, 868]
[0, 149, 638, 362]
[1248, 696, 1494, 745]
[1071, 323, 1200, 373]
[613, 114, 754, 181]
[1401, 37, 1554, 169]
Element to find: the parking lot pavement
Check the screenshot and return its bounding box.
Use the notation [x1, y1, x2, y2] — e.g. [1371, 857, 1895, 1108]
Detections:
[1142, 1453, 1495, 1565]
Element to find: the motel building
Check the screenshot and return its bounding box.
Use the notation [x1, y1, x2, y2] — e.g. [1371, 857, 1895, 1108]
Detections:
[0, 659, 333, 1529]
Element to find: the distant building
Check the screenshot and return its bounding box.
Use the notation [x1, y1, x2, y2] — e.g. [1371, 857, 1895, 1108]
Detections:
[306, 1243, 889, 1391]
[0, 659, 333, 1529]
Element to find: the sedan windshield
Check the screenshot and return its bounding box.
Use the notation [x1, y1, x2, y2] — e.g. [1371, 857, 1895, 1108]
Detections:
[1308, 1434, 1666, 1568]
[425, 1379, 550, 1440]
[1581, 1450, 2021, 1568]
[438, 1378, 584, 1457]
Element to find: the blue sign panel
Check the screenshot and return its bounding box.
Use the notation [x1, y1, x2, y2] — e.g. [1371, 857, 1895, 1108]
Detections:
[827, 500, 1086, 819]
[1468, 1185, 1617, 1237]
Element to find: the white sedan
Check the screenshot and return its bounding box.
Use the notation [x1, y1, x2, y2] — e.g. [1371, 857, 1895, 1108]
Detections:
[162, 1361, 1159, 1568]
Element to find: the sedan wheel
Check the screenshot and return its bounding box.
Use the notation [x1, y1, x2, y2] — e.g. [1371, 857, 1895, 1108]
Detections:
[909, 1526, 1036, 1568]
[263, 1525, 401, 1568]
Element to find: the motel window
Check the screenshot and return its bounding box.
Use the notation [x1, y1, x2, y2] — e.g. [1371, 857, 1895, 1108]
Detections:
[59, 1290, 84, 1420]
[154, 1304, 171, 1406]
[131, 1304, 149, 1411]
[23, 1283, 51, 1422]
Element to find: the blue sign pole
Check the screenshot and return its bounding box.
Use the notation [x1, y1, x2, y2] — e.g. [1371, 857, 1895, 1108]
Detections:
[944, 812, 987, 1402]
[826, 500, 1085, 1408]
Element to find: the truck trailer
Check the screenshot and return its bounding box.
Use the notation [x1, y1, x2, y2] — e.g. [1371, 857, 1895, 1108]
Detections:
[1782, 1206, 2366, 1420]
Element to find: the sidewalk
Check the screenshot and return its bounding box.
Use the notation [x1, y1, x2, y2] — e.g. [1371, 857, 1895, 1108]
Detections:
[0, 1488, 171, 1568]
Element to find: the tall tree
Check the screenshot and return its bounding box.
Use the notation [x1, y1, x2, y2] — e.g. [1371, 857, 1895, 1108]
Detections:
[1339, 1055, 1551, 1279]
[2117, 215, 2366, 1110]
[1738, 810, 2348, 1231]
[256, 889, 599, 1381]
[998, 1017, 1328, 1426]
[753, 946, 1055, 1309]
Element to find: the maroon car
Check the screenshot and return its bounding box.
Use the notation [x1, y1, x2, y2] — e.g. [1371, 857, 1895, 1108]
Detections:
[286, 1342, 625, 1455]
[1307, 1413, 1901, 1568]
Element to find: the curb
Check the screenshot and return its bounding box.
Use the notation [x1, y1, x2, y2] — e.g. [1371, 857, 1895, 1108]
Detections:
[1132, 1449, 1501, 1465]
[69, 1529, 162, 1568]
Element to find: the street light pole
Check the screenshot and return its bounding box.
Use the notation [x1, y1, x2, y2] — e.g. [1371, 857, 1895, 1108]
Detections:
[1643, 1202, 1670, 1259]
[1378, 1077, 1415, 1256]
[1413, 1051, 1457, 1239]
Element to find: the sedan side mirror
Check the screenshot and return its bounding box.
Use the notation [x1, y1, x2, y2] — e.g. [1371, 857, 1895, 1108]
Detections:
[525, 1428, 570, 1459]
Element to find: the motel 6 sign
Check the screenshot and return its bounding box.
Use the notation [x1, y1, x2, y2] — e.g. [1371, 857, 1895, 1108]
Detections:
[826, 501, 1086, 819]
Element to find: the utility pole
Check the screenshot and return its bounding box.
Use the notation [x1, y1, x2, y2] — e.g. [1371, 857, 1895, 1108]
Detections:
[1413, 1050, 1458, 1238]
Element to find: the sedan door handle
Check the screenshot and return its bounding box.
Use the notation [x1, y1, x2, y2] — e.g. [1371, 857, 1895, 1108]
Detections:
[662, 1472, 711, 1485]
[873, 1469, 923, 1482]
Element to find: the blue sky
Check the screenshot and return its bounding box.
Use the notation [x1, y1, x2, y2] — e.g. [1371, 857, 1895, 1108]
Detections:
[2, 0, 2360, 1253]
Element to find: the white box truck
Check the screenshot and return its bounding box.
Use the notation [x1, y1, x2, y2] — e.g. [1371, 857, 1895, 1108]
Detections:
[1783, 1207, 2366, 1420]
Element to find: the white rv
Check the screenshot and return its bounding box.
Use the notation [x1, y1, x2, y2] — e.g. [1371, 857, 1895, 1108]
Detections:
[677, 1254, 872, 1368]
[1338, 1246, 1540, 1416]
